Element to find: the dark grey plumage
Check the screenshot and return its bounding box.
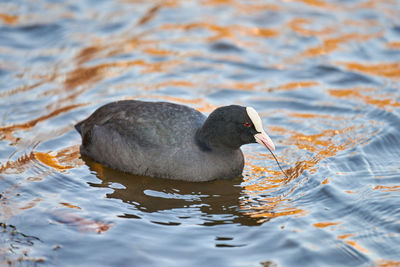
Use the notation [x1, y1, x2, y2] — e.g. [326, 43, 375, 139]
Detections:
[75, 100, 270, 182]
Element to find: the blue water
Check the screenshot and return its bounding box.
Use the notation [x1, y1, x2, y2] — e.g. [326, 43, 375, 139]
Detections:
[1, 0, 400, 266]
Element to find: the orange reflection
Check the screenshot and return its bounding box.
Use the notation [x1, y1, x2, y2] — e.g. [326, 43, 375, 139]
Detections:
[0, 151, 36, 175]
[296, 0, 330, 8]
[338, 62, 400, 80]
[64, 58, 183, 89]
[0, 103, 85, 143]
[161, 22, 278, 42]
[51, 145, 83, 168]
[0, 104, 84, 133]
[241, 154, 308, 223]
[358, 0, 399, 20]
[240, 190, 307, 222]
[0, 146, 82, 175]
[0, 13, 18, 24]
[65, 61, 143, 89]
[76, 46, 102, 65]
[74, 37, 155, 65]
[276, 81, 320, 91]
[156, 80, 195, 89]
[143, 47, 175, 56]
[141, 59, 182, 74]
[19, 197, 41, 210]
[343, 18, 379, 28]
[387, 41, 400, 50]
[1, 146, 83, 222]
[321, 178, 330, 184]
[60, 202, 82, 210]
[35, 152, 72, 170]
[344, 240, 370, 254]
[218, 81, 320, 93]
[218, 81, 263, 91]
[136, 4, 163, 26]
[126, 80, 196, 92]
[302, 33, 379, 57]
[338, 232, 370, 254]
[242, 27, 278, 38]
[272, 125, 358, 157]
[203, 0, 281, 13]
[288, 18, 333, 36]
[26, 176, 43, 182]
[376, 260, 400, 267]
[288, 112, 334, 119]
[0, 81, 45, 98]
[241, 107, 377, 223]
[329, 88, 400, 110]
[243, 207, 306, 219]
[313, 221, 341, 228]
[338, 233, 355, 239]
[373, 185, 400, 192]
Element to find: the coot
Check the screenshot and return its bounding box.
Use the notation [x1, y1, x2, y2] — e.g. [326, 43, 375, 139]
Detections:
[75, 100, 275, 182]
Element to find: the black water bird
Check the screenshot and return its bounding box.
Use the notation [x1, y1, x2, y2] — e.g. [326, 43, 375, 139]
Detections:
[75, 100, 275, 182]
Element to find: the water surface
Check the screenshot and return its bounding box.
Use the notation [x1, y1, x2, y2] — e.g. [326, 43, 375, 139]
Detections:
[1, 0, 400, 266]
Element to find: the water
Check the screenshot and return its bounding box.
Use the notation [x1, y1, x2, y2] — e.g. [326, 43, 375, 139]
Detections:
[1, 0, 400, 266]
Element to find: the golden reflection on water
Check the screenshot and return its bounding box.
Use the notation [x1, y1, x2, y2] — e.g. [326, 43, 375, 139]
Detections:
[373, 185, 400, 193]
[294, 0, 331, 8]
[0, 104, 85, 143]
[35, 152, 73, 170]
[329, 88, 400, 110]
[339, 62, 400, 80]
[161, 22, 278, 43]
[288, 18, 333, 36]
[203, 0, 281, 13]
[313, 221, 341, 228]
[275, 81, 320, 91]
[59, 202, 82, 210]
[0, 145, 83, 223]
[0, 13, 18, 25]
[65, 59, 182, 89]
[342, 239, 370, 255]
[376, 260, 400, 267]
[386, 42, 400, 50]
[0, 81, 46, 98]
[241, 151, 308, 223]
[302, 33, 380, 57]
[0, 145, 81, 176]
[313, 221, 371, 255]
[240, 105, 377, 223]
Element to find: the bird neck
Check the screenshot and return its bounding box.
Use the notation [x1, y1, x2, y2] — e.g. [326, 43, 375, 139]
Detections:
[195, 123, 241, 152]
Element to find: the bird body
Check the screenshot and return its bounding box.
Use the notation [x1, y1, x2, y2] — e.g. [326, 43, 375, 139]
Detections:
[75, 100, 274, 182]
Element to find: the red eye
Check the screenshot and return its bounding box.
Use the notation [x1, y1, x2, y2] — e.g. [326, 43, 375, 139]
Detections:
[244, 122, 251, 127]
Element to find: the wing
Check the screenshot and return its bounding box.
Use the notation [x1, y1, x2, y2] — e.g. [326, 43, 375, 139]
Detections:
[76, 100, 206, 149]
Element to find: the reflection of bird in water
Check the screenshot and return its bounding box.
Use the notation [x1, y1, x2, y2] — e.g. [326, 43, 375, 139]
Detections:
[83, 156, 262, 226]
[75, 100, 275, 182]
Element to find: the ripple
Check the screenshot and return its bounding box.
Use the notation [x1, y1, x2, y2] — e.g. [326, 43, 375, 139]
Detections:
[338, 62, 400, 80]
[1, 0, 400, 266]
[0, 23, 63, 49]
[209, 41, 243, 53]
